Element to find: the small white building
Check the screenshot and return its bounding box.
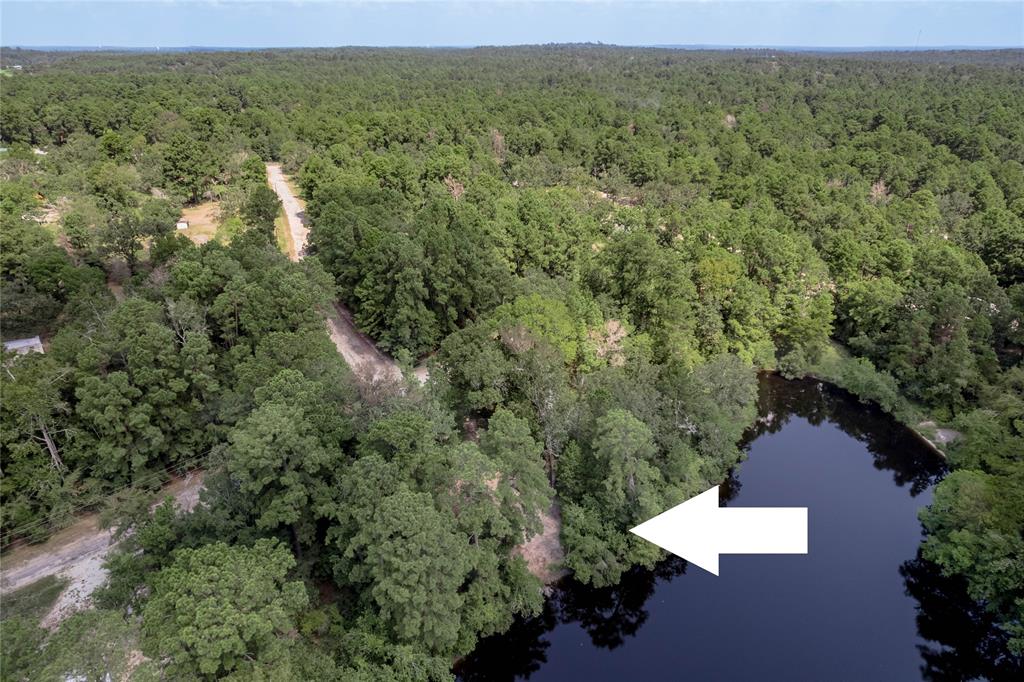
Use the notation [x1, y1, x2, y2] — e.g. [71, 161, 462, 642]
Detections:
[176, 220, 189, 230]
[3, 336, 44, 355]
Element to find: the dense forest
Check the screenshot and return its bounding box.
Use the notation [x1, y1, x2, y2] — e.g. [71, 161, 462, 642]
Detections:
[1, 46, 1022, 679]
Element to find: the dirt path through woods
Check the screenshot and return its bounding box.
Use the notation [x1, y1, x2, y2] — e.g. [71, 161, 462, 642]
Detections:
[265, 163, 410, 384]
[0, 473, 206, 627]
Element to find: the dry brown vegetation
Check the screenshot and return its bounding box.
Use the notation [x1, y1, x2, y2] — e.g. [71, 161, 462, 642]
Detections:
[589, 319, 628, 366]
[177, 201, 222, 245]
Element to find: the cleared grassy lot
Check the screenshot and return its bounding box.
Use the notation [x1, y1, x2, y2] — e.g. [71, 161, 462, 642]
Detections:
[1, 574, 68, 624]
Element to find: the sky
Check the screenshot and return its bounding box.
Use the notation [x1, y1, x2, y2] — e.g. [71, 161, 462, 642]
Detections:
[2, 1, 1021, 49]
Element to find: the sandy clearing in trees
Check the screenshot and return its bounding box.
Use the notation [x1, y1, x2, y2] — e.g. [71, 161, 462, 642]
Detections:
[178, 201, 221, 240]
[516, 504, 567, 585]
[932, 428, 961, 444]
[413, 364, 431, 384]
[916, 421, 962, 456]
[0, 472, 206, 628]
[178, 201, 222, 245]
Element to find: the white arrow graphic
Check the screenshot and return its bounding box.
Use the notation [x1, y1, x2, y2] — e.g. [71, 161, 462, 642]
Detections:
[629, 485, 807, 576]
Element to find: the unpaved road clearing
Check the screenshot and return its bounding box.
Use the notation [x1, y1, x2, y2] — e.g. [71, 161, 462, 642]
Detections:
[267, 164, 308, 257]
[265, 163, 411, 384]
[324, 302, 403, 383]
[0, 472, 205, 627]
[264, 168, 564, 579]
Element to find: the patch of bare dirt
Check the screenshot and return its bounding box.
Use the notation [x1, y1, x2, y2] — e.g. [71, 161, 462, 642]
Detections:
[870, 179, 890, 204]
[444, 174, 465, 200]
[20, 196, 67, 226]
[39, 202, 64, 225]
[412, 364, 430, 385]
[916, 421, 962, 455]
[40, 553, 107, 629]
[591, 189, 640, 207]
[515, 504, 567, 585]
[122, 650, 150, 681]
[106, 278, 126, 302]
[178, 201, 222, 244]
[589, 319, 628, 366]
[159, 470, 205, 514]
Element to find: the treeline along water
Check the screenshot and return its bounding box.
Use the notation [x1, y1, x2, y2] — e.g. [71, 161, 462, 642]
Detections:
[457, 375, 1016, 681]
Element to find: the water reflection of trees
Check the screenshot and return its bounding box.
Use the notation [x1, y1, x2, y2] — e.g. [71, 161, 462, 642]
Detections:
[455, 558, 689, 681]
[744, 375, 946, 496]
[556, 557, 689, 650]
[901, 551, 1023, 681]
[460, 551, 1024, 682]
[456, 376, 996, 682]
[455, 605, 557, 682]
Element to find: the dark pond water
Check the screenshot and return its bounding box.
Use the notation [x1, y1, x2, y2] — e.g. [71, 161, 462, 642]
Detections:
[457, 376, 1018, 681]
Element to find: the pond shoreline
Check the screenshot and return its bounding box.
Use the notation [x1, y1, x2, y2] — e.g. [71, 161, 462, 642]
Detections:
[528, 370, 952, 594]
[785, 368, 955, 459]
[456, 373, 952, 681]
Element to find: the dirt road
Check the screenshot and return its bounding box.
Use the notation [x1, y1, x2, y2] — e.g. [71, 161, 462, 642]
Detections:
[0, 169, 426, 624]
[0, 473, 205, 626]
[266, 163, 309, 258]
[1, 519, 114, 597]
[324, 302, 403, 384]
[265, 163, 410, 384]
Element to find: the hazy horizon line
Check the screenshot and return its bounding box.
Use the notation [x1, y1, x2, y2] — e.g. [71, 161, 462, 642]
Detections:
[5, 43, 1021, 51]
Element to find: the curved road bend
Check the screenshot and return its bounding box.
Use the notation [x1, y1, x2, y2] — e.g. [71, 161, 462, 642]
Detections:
[266, 163, 409, 384]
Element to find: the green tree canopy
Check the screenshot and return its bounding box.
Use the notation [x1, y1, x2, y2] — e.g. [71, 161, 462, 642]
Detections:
[142, 539, 308, 678]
